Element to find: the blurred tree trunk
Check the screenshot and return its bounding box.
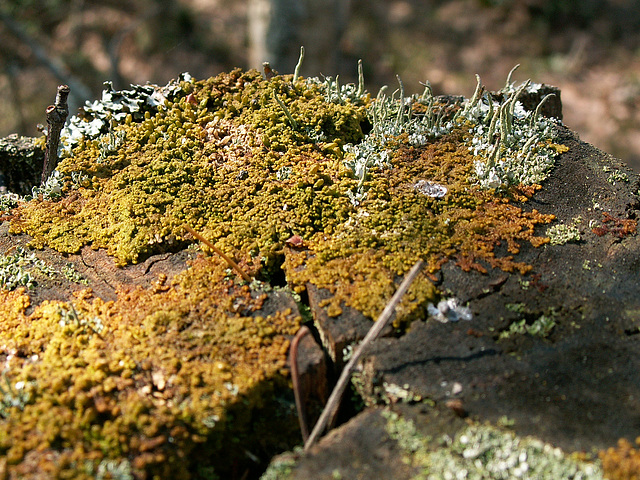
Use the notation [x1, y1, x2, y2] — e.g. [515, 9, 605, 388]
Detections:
[248, 0, 351, 77]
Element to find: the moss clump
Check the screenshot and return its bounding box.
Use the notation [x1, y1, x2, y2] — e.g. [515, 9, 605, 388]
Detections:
[12, 69, 367, 268]
[0, 256, 300, 478]
[285, 131, 553, 325]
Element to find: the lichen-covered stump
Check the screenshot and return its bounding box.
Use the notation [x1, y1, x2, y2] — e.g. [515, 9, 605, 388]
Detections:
[0, 63, 637, 479]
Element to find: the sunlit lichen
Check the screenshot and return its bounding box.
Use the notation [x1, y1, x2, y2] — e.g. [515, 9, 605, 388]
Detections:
[599, 437, 640, 480]
[0, 257, 301, 478]
[0, 246, 56, 290]
[12, 66, 561, 331]
[547, 223, 581, 245]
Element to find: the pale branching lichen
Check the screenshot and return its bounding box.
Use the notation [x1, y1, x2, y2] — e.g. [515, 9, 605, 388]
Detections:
[461, 67, 567, 189]
[379, 382, 424, 404]
[0, 373, 33, 418]
[61, 75, 192, 154]
[0, 246, 55, 290]
[93, 458, 134, 480]
[29, 169, 64, 200]
[60, 263, 88, 284]
[0, 192, 19, 212]
[259, 451, 300, 480]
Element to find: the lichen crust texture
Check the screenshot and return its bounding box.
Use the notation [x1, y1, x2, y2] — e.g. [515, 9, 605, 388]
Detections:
[0, 257, 300, 478]
[383, 410, 605, 480]
[11, 66, 565, 328]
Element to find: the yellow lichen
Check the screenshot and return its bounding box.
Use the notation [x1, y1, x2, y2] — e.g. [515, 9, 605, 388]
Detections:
[600, 437, 640, 480]
[11, 68, 557, 329]
[12, 70, 366, 267]
[285, 131, 553, 325]
[0, 66, 569, 475]
[0, 257, 300, 478]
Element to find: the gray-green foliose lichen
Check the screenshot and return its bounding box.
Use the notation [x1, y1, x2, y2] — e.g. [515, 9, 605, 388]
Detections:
[383, 409, 604, 480]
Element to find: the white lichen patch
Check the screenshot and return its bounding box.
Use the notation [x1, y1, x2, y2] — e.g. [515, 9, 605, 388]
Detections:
[383, 410, 604, 480]
[466, 98, 560, 189]
[428, 298, 473, 323]
[381, 382, 424, 404]
[460, 67, 564, 189]
[0, 246, 56, 290]
[61, 74, 192, 155]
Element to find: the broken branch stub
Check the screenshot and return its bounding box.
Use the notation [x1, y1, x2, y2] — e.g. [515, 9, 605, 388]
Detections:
[41, 84, 70, 186]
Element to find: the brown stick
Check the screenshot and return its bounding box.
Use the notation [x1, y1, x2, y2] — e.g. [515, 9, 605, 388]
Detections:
[41, 85, 70, 185]
[290, 325, 311, 442]
[182, 224, 251, 283]
[304, 260, 424, 451]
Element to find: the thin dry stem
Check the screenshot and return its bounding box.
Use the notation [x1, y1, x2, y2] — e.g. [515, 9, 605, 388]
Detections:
[183, 224, 251, 282]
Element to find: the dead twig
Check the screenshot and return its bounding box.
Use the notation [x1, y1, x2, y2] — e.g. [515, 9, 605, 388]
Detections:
[304, 260, 424, 451]
[182, 224, 251, 283]
[41, 84, 70, 185]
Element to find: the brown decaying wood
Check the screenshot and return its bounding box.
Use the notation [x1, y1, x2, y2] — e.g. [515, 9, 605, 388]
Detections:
[304, 260, 424, 451]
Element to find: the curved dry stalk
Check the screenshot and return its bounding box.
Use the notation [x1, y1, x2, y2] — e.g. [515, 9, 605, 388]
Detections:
[182, 224, 251, 282]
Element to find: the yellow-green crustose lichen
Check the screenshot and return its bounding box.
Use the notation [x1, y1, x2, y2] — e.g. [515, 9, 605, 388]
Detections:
[0, 256, 300, 478]
[13, 67, 563, 327]
[13, 69, 366, 267]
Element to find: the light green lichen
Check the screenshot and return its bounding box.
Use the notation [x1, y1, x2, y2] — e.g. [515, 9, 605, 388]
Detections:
[60, 262, 88, 284]
[0, 246, 55, 290]
[605, 168, 629, 185]
[547, 223, 581, 245]
[259, 450, 300, 480]
[383, 410, 604, 480]
[499, 314, 556, 339]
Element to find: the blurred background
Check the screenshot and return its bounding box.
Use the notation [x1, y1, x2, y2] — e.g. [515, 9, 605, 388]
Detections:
[1, 0, 639, 170]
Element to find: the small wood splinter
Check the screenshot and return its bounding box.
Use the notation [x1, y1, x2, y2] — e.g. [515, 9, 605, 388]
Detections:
[182, 224, 251, 283]
[290, 325, 311, 442]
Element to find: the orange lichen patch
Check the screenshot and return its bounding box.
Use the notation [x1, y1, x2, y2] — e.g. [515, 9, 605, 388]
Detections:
[600, 437, 640, 480]
[285, 130, 553, 325]
[592, 212, 637, 238]
[0, 256, 300, 478]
